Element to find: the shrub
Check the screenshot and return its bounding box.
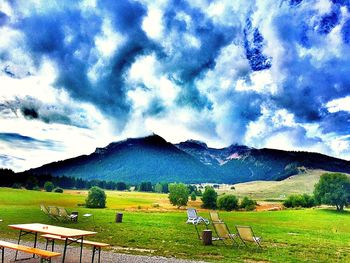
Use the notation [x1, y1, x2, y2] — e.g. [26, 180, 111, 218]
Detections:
[240, 196, 257, 211]
[12, 183, 21, 189]
[44, 181, 55, 192]
[33, 186, 41, 191]
[168, 183, 189, 208]
[201, 187, 218, 209]
[190, 191, 196, 201]
[283, 194, 315, 208]
[53, 187, 63, 193]
[217, 195, 239, 211]
[86, 186, 106, 208]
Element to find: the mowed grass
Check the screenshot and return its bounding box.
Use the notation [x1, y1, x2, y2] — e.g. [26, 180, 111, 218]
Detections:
[0, 188, 350, 262]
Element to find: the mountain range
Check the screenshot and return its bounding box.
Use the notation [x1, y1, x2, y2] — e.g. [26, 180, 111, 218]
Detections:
[28, 134, 350, 184]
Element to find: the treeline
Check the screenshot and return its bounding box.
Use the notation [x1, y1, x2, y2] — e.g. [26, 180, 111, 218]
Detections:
[136, 181, 202, 195]
[0, 168, 128, 191]
[0, 169, 205, 195]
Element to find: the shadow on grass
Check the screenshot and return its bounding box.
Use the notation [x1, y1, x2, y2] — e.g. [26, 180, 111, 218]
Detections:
[319, 208, 350, 215]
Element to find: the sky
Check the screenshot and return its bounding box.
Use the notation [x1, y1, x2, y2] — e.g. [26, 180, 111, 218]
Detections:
[1, 0, 350, 171]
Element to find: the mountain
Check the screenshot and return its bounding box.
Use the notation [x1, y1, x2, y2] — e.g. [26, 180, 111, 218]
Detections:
[28, 135, 224, 183]
[28, 134, 350, 184]
[176, 140, 350, 182]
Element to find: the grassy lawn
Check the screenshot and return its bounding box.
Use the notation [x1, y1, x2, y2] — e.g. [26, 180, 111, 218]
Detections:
[0, 188, 350, 262]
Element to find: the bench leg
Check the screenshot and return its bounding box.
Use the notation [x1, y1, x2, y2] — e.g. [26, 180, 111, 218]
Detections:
[91, 246, 101, 263]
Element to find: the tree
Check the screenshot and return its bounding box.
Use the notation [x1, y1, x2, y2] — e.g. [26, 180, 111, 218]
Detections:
[190, 191, 196, 201]
[86, 186, 106, 208]
[217, 195, 239, 211]
[201, 186, 217, 209]
[154, 183, 163, 193]
[44, 181, 55, 192]
[314, 173, 350, 211]
[116, 182, 127, 191]
[138, 182, 153, 192]
[168, 183, 189, 208]
[25, 176, 39, 190]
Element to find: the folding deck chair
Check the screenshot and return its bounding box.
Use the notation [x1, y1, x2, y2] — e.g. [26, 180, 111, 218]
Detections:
[57, 207, 78, 222]
[212, 221, 239, 246]
[235, 225, 262, 248]
[40, 205, 58, 221]
[209, 211, 223, 223]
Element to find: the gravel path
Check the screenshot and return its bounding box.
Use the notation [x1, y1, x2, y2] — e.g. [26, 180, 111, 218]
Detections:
[1, 239, 205, 263]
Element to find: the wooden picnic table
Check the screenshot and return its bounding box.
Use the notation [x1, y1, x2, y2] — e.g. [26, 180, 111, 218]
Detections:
[9, 223, 96, 263]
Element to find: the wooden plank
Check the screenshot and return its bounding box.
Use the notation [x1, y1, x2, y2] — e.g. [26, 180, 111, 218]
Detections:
[0, 240, 61, 258]
[9, 223, 96, 238]
[41, 234, 110, 247]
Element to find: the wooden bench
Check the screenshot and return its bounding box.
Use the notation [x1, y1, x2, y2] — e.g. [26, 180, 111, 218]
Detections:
[0, 240, 61, 263]
[41, 234, 109, 263]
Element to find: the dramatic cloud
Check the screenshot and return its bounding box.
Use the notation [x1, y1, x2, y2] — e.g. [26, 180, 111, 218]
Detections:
[1, 0, 350, 170]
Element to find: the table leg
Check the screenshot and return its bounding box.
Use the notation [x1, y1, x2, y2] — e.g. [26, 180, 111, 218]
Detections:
[14, 230, 22, 261]
[62, 238, 68, 263]
[98, 247, 101, 263]
[79, 236, 84, 263]
[91, 247, 96, 263]
[1, 247, 4, 263]
[33, 232, 38, 258]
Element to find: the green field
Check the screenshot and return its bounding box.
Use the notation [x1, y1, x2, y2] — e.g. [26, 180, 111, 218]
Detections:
[0, 187, 350, 262]
[219, 169, 333, 200]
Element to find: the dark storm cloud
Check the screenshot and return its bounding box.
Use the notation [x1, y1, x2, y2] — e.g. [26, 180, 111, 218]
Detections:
[0, 97, 91, 128]
[0, 132, 58, 149]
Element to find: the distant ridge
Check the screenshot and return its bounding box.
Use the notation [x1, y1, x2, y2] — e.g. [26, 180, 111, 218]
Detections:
[28, 134, 350, 183]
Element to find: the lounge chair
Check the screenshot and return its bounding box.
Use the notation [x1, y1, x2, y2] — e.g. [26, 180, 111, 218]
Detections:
[48, 206, 60, 221]
[209, 211, 223, 223]
[235, 225, 262, 248]
[41, 204, 58, 221]
[186, 208, 209, 225]
[212, 221, 239, 246]
[57, 207, 78, 222]
[186, 208, 209, 239]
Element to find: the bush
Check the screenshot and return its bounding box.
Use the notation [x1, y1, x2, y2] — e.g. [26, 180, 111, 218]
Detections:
[86, 186, 106, 208]
[190, 191, 196, 201]
[283, 194, 315, 208]
[33, 186, 41, 191]
[201, 187, 218, 209]
[53, 187, 63, 193]
[12, 183, 21, 189]
[240, 196, 257, 211]
[217, 195, 239, 211]
[44, 181, 55, 192]
[168, 183, 189, 208]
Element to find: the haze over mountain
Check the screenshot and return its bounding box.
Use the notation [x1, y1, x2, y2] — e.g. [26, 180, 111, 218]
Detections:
[28, 135, 350, 184]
